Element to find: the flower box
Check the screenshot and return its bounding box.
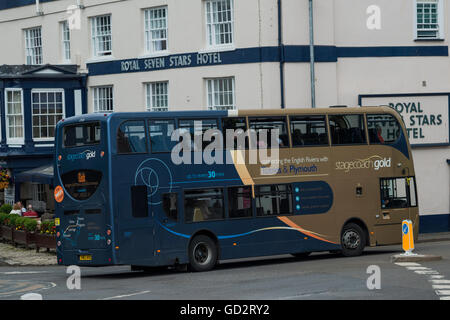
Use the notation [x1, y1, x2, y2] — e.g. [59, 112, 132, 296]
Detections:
[1, 225, 13, 241]
[35, 233, 56, 253]
[12, 229, 36, 249]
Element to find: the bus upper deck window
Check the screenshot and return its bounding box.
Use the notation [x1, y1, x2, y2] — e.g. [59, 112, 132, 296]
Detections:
[367, 114, 401, 144]
[117, 120, 148, 154]
[178, 119, 218, 151]
[149, 119, 176, 153]
[329, 115, 366, 145]
[249, 117, 289, 149]
[222, 117, 248, 150]
[63, 122, 101, 148]
[290, 115, 328, 147]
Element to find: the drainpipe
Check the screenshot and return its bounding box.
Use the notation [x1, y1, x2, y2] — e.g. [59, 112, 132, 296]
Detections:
[35, 0, 43, 15]
[309, 0, 316, 108]
[278, 0, 285, 109]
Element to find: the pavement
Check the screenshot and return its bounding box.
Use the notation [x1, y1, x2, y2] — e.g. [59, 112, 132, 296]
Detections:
[0, 243, 57, 266]
[0, 232, 448, 267]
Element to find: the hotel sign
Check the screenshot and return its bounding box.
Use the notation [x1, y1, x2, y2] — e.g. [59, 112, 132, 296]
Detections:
[360, 94, 450, 146]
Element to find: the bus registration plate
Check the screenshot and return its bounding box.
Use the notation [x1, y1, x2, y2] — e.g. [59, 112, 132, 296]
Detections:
[79, 255, 92, 261]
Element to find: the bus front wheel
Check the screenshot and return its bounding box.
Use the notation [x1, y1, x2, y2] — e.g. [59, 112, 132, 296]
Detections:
[341, 223, 365, 257]
[188, 235, 218, 272]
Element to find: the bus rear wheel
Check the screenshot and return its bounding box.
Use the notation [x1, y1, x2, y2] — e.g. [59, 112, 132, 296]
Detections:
[188, 235, 218, 272]
[341, 223, 365, 257]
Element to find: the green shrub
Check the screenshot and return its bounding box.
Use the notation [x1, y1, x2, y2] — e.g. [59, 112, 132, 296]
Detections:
[7, 214, 19, 227]
[0, 213, 9, 225]
[24, 218, 38, 232]
[15, 217, 27, 230]
[0, 204, 12, 214]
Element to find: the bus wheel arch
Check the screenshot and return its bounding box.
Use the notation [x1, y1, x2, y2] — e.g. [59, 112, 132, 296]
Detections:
[188, 230, 220, 272]
[340, 218, 369, 257]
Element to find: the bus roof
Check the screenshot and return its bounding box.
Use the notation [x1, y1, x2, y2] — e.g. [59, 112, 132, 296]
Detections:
[58, 106, 398, 126]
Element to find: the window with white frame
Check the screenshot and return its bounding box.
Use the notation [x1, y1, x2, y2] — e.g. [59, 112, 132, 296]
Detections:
[205, 0, 234, 47]
[33, 183, 47, 202]
[24, 27, 43, 65]
[206, 77, 235, 110]
[146, 82, 169, 112]
[32, 90, 64, 140]
[144, 7, 168, 53]
[91, 15, 112, 57]
[5, 89, 24, 144]
[61, 21, 71, 62]
[416, 0, 443, 39]
[93, 86, 114, 113]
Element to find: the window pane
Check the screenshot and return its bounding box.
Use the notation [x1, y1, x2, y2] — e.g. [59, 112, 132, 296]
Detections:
[184, 188, 224, 222]
[149, 119, 176, 153]
[329, 114, 366, 145]
[367, 114, 401, 144]
[290, 115, 328, 146]
[206, 77, 235, 110]
[228, 186, 252, 218]
[63, 122, 101, 148]
[380, 178, 412, 209]
[249, 117, 288, 148]
[179, 119, 218, 150]
[222, 117, 248, 150]
[162, 193, 178, 221]
[117, 120, 147, 154]
[255, 184, 292, 216]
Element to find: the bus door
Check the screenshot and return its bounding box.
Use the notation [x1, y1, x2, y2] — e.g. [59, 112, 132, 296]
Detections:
[155, 187, 185, 259]
[117, 184, 155, 264]
[375, 177, 417, 245]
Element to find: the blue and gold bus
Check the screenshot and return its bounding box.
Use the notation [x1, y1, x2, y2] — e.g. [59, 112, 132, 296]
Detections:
[54, 107, 418, 271]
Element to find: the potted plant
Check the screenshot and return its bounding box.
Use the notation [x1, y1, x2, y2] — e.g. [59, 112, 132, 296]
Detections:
[35, 219, 56, 252]
[12, 217, 37, 249]
[0, 213, 18, 242]
[0, 213, 10, 240]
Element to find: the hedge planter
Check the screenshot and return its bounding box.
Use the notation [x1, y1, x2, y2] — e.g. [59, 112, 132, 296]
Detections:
[12, 230, 36, 249]
[1, 225, 13, 242]
[35, 233, 56, 252]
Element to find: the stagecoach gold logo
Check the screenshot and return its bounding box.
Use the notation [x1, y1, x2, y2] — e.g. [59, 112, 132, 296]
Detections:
[335, 156, 391, 173]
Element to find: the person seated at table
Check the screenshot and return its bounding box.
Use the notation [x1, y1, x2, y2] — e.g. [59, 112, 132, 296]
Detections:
[9, 203, 22, 215]
[23, 204, 38, 218]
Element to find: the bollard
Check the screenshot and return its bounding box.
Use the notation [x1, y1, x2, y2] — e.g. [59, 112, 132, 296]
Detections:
[402, 220, 416, 256]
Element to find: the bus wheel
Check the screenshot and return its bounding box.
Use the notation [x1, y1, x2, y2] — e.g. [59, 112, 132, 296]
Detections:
[341, 223, 365, 257]
[188, 235, 218, 272]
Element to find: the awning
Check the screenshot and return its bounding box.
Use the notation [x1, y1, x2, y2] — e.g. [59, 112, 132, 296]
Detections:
[15, 164, 54, 185]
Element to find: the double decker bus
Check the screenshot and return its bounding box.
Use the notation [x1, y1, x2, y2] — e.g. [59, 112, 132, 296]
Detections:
[54, 106, 418, 271]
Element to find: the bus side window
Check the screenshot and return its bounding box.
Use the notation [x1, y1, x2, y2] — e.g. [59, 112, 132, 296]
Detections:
[255, 184, 293, 216]
[149, 119, 176, 153]
[178, 119, 219, 151]
[131, 185, 148, 218]
[329, 115, 366, 145]
[162, 193, 178, 221]
[249, 117, 289, 149]
[290, 115, 328, 147]
[117, 120, 148, 154]
[367, 114, 401, 144]
[380, 177, 417, 209]
[228, 186, 253, 218]
[184, 188, 224, 222]
[222, 117, 248, 150]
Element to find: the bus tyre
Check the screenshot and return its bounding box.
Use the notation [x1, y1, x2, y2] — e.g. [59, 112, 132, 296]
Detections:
[341, 223, 365, 257]
[188, 235, 218, 272]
